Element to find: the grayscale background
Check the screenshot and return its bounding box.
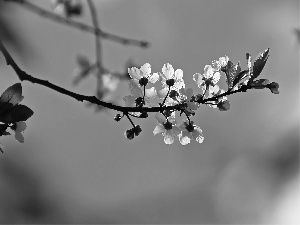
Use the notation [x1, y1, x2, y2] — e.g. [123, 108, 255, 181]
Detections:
[0, 0, 299, 223]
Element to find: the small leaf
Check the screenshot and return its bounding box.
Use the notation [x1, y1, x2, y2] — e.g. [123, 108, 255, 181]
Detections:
[252, 48, 269, 80]
[0, 83, 22, 114]
[224, 61, 242, 90]
[0, 83, 22, 105]
[232, 69, 249, 88]
[224, 61, 235, 89]
[1, 105, 34, 123]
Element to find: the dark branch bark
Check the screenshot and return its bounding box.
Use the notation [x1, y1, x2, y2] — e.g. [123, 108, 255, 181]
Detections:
[0, 40, 180, 113]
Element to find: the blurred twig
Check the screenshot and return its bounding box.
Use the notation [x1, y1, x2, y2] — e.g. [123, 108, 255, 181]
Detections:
[87, 0, 104, 100]
[5, 0, 150, 48]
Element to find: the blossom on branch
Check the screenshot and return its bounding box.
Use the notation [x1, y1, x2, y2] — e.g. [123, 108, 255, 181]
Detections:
[153, 112, 181, 145]
[178, 120, 204, 145]
[159, 63, 185, 90]
[128, 63, 159, 87]
[193, 65, 221, 93]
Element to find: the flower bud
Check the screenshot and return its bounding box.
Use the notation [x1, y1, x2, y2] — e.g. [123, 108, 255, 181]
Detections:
[114, 114, 122, 122]
[218, 100, 230, 111]
[166, 79, 175, 87]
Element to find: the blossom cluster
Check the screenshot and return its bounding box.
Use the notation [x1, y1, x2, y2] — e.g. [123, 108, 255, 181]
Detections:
[117, 49, 279, 145]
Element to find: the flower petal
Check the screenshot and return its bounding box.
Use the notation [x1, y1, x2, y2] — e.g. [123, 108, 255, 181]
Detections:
[155, 112, 166, 124]
[203, 65, 214, 78]
[163, 130, 175, 144]
[149, 72, 159, 84]
[157, 88, 168, 99]
[145, 87, 157, 99]
[179, 133, 191, 145]
[15, 131, 24, 143]
[192, 126, 204, 143]
[15, 121, 26, 132]
[172, 126, 181, 136]
[153, 124, 165, 136]
[185, 88, 194, 99]
[128, 67, 142, 80]
[140, 63, 151, 77]
[174, 69, 183, 80]
[162, 63, 174, 80]
[130, 80, 143, 97]
[123, 95, 135, 107]
[193, 73, 205, 87]
[212, 71, 221, 84]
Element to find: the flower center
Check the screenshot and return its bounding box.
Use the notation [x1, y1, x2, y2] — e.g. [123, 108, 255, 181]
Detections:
[164, 121, 173, 130]
[166, 79, 175, 87]
[185, 122, 194, 132]
[139, 77, 148, 86]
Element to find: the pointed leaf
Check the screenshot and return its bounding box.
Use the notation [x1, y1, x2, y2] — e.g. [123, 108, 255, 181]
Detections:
[0, 83, 22, 114]
[252, 48, 269, 80]
[0, 83, 22, 105]
[232, 69, 249, 88]
[0, 105, 34, 123]
[224, 61, 235, 89]
[225, 61, 242, 90]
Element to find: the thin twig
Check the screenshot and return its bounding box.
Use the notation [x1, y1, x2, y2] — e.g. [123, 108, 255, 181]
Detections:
[0, 40, 179, 113]
[5, 0, 149, 48]
[87, 0, 103, 98]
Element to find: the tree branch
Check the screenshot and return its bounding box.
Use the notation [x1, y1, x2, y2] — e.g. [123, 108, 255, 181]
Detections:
[0, 40, 179, 113]
[5, 0, 149, 48]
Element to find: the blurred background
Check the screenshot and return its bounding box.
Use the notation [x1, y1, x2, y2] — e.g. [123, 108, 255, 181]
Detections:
[0, 0, 299, 223]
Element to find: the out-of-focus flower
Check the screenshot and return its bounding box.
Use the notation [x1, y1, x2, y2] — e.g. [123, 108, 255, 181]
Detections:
[72, 55, 92, 85]
[102, 73, 119, 92]
[178, 120, 204, 145]
[51, 0, 82, 17]
[153, 112, 181, 144]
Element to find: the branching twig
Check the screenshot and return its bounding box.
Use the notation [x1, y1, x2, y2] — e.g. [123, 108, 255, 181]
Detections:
[5, 0, 149, 48]
[0, 41, 257, 115]
[0, 40, 179, 113]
